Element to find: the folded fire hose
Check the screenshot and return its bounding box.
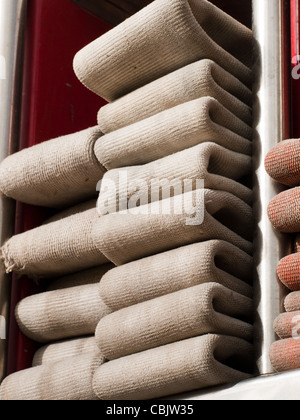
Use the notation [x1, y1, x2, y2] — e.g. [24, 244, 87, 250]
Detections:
[0, 0, 259, 400]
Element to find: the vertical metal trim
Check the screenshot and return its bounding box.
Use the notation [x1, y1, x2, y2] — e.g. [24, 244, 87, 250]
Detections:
[0, 0, 27, 382]
[252, 0, 292, 375]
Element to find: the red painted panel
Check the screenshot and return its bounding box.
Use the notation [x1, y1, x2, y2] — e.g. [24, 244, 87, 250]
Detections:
[6, 0, 112, 375]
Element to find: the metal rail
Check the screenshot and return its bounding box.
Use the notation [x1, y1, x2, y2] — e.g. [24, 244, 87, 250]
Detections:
[252, 0, 292, 375]
[0, 0, 27, 382]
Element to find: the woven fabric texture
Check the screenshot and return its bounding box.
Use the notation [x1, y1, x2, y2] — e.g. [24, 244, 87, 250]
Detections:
[97, 59, 252, 133]
[0, 352, 104, 400]
[265, 139, 300, 373]
[277, 253, 300, 292]
[284, 291, 300, 312]
[99, 240, 253, 312]
[32, 336, 100, 367]
[44, 199, 97, 224]
[265, 139, 300, 187]
[265, 139, 300, 232]
[273, 310, 300, 340]
[46, 263, 114, 291]
[93, 189, 253, 266]
[0, 126, 105, 208]
[15, 283, 111, 343]
[92, 334, 253, 400]
[0, 204, 108, 279]
[267, 187, 300, 233]
[0, 0, 255, 399]
[73, 0, 252, 101]
[98, 142, 252, 218]
[270, 338, 300, 373]
[94, 97, 252, 172]
[95, 282, 253, 360]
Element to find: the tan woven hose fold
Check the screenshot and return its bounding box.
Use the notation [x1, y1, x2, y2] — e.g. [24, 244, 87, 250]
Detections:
[95, 282, 253, 360]
[15, 283, 111, 343]
[97, 59, 252, 133]
[270, 338, 300, 373]
[73, 0, 252, 101]
[46, 263, 114, 291]
[92, 334, 253, 400]
[0, 126, 105, 208]
[99, 240, 253, 311]
[32, 336, 100, 367]
[97, 142, 252, 218]
[0, 352, 104, 400]
[93, 189, 253, 266]
[0, 202, 108, 279]
[94, 97, 252, 172]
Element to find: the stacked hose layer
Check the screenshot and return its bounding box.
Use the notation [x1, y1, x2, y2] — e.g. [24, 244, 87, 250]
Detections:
[0, 0, 254, 400]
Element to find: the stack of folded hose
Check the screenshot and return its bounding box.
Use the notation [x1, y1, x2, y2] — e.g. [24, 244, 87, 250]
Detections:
[0, 0, 254, 400]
